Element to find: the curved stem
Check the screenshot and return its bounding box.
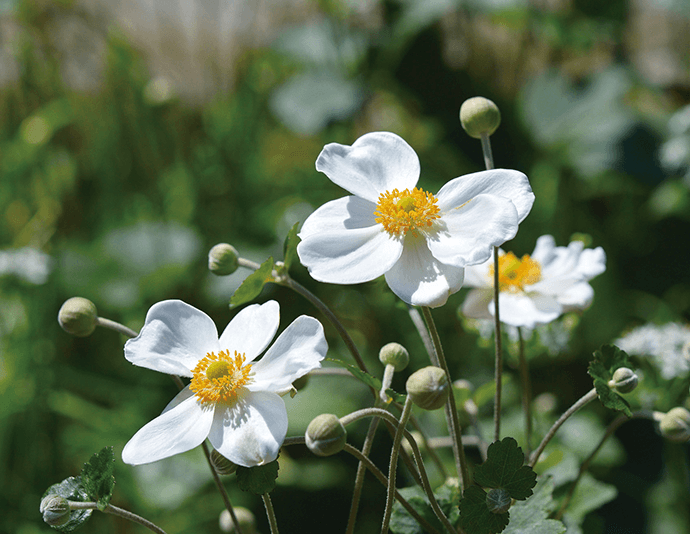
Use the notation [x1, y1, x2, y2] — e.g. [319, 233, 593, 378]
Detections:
[408, 306, 438, 366]
[68, 502, 167, 534]
[95, 317, 138, 339]
[421, 306, 470, 490]
[381, 397, 413, 534]
[517, 327, 532, 454]
[262, 493, 279, 534]
[201, 441, 244, 534]
[529, 388, 598, 467]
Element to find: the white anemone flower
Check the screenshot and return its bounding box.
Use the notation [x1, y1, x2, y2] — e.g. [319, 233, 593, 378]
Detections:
[122, 300, 327, 467]
[461, 235, 606, 329]
[296, 131, 535, 308]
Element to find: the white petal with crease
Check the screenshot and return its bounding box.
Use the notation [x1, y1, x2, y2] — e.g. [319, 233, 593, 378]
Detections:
[219, 301, 280, 363]
[299, 196, 377, 239]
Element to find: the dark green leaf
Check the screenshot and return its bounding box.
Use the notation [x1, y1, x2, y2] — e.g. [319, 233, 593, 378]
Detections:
[230, 257, 274, 307]
[42, 477, 92, 532]
[459, 485, 510, 534]
[390, 482, 461, 534]
[80, 447, 115, 511]
[282, 222, 300, 272]
[561, 473, 617, 530]
[326, 358, 406, 403]
[588, 344, 633, 417]
[236, 460, 279, 495]
[504, 477, 566, 534]
[474, 438, 537, 500]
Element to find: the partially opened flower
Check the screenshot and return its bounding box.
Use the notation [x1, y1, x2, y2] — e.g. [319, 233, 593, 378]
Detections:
[296, 132, 535, 308]
[122, 300, 327, 467]
[461, 235, 606, 329]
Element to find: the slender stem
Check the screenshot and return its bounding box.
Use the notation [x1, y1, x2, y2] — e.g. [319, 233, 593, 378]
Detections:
[262, 493, 279, 534]
[381, 397, 414, 534]
[200, 441, 243, 534]
[517, 327, 532, 454]
[408, 306, 439, 366]
[95, 317, 138, 338]
[529, 388, 598, 467]
[492, 246, 503, 443]
[407, 415, 448, 478]
[421, 306, 470, 490]
[480, 132, 495, 171]
[68, 502, 167, 534]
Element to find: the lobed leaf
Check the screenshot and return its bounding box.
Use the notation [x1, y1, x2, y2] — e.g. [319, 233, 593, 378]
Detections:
[588, 344, 633, 417]
[80, 447, 115, 511]
[236, 460, 280, 495]
[42, 477, 92, 532]
[230, 257, 274, 307]
[473, 438, 537, 500]
[459, 485, 510, 534]
[504, 477, 566, 534]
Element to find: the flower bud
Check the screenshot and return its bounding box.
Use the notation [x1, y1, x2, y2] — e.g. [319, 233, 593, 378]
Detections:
[459, 97, 501, 139]
[40, 495, 71, 527]
[58, 297, 98, 337]
[210, 449, 237, 475]
[486, 488, 511, 514]
[608, 367, 638, 394]
[406, 366, 449, 411]
[305, 414, 347, 456]
[219, 507, 257, 534]
[208, 244, 239, 276]
[659, 407, 690, 443]
[379, 342, 410, 371]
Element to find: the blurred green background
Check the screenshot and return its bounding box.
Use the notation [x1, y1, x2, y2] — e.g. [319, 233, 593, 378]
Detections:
[2, 0, 690, 532]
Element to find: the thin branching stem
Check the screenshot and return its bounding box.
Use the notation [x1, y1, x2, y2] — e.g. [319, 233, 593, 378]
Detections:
[68, 502, 167, 534]
[201, 441, 243, 534]
[96, 317, 138, 338]
[262, 493, 279, 534]
[517, 327, 532, 454]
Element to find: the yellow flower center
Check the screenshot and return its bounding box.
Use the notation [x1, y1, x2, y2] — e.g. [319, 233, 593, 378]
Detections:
[190, 350, 253, 405]
[490, 252, 542, 292]
[374, 187, 441, 237]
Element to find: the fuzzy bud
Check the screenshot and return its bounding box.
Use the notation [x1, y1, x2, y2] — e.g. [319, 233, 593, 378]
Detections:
[460, 97, 501, 139]
[40, 495, 71, 527]
[406, 366, 449, 410]
[379, 342, 410, 371]
[58, 297, 98, 337]
[219, 507, 257, 534]
[210, 449, 237, 475]
[486, 488, 511, 514]
[305, 414, 347, 456]
[659, 407, 690, 443]
[208, 244, 239, 276]
[608, 367, 639, 394]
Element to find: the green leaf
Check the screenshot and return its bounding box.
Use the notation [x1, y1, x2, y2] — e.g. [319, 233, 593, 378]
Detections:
[230, 257, 274, 307]
[588, 344, 633, 417]
[236, 460, 279, 495]
[42, 477, 92, 532]
[459, 485, 510, 534]
[80, 447, 115, 511]
[473, 438, 537, 500]
[561, 473, 617, 534]
[390, 482, 460, 534]
[504, 477, 566, 534]
[326, 358, 406, 403]
[282, 222, 300, 272]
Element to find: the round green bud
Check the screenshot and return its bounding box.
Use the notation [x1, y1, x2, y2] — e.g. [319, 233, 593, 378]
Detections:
[305, 414, 347, 456]
[486, 488, 512, 514]
[208, 244, 239, 276]
[608, 367, 639, 394]
[58, 297, 98, 337]
[406, 366, 449, 411]
[659, 407, 690, 443]
[40, 495, 71, 527]
[459, 97, 501, 139]
[210, 449, 238, 475]
[379, 342, 410, 371]
[219, 506, 257, 534]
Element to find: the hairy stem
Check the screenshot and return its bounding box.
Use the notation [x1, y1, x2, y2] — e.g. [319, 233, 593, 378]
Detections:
[68, 502, 167, 534]
[262, 493, 279, 534]
[517, 327, 532, 454]
[95, 317, 138, 339]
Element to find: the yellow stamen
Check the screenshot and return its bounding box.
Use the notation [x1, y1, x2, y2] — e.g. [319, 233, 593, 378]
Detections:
[490, 252, 542, 292]
[190, 350, 253, 405]
[374, 187, 441, 237]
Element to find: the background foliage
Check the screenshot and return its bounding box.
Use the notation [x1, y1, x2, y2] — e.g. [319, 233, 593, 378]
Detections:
[2, 0, 690, 532]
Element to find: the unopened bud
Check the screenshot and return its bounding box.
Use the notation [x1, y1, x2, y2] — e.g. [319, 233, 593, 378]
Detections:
[460, 97, 501, 139]
[58, 297, 98, 337]
[305, 414, 347, 456]
[379, 342, 409, 371]
[406, 366, 449, 411]
[219, 507, 257, 534]
[40, 495, 71, 527]
[208, 244, 239, 276]
[608, 367, 638, 394]
[210, 449, 237, 475]
[659, 407, 690, 443]
[486, 488, 511, 514]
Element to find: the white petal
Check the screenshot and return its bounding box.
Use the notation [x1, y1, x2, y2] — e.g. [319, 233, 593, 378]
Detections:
[249, 316, 327, 392]
[315, 132, 420, 203]
[219, 301, 280, 363]
[489, 293, 562, 328]
[122, 392, 214, 465]
[384, 235, 465, 308]
[436, 169, 535, 222]
[558, 281, 595, 309]
[530, 235, 557, 265]
[299, 195, 378, 240]
[297, 225, 403, 284]
[461, 288, 493, 319]
[540, 241, 584, 280]
[428, 194, 519, 266]
[209, 391, 287, 467]
[462, 255, 495, 288]
[125, 300, 219, 377]
[576, 247, 606, 280]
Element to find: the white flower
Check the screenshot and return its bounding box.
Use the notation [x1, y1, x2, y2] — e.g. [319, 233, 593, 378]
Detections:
[122, 300, 327, 467]
[296, 132, 534, 308]
[615, 323, 690, 380]
[461, 235, 606, 328]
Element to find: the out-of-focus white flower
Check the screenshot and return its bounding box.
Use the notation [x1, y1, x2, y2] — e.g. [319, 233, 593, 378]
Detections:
[0, 247, 53, 284]
[615, 323, 690, 380]
[296, 131, 534, 308]
[461, 235, 606, 329]
[122, 300, 327, 467]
